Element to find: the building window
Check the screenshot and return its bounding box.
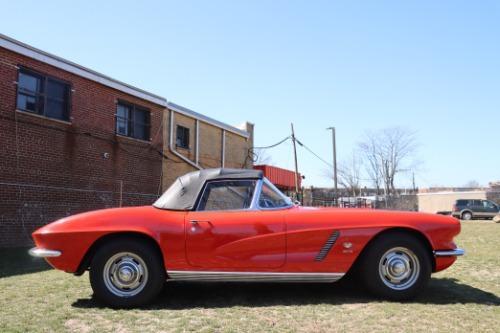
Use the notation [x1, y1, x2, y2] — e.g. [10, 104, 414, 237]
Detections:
[115, 102, 150, 141]
[16, 68, 71, 121]
[176, 125, 190, 149]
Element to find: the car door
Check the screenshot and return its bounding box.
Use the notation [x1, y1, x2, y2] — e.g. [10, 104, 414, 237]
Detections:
[482, 200, 498, 217]
[185, 179, 286, 269]
[471, 200, 483, 216]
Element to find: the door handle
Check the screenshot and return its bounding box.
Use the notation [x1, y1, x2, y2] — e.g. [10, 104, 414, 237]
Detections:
[190, 220, 212, 225]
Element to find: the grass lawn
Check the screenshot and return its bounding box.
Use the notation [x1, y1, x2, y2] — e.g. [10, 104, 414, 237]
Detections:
[0, 221, 499, 333]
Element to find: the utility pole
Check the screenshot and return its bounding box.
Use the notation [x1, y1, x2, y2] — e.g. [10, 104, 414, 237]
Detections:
[412, 172, 416, 193]
[290, 123, 300, 199]
[326, 127, 338, 201]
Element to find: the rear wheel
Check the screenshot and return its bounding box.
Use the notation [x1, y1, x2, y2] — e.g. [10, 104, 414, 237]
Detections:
[89, 238, 165, 308]
[359, 232, 431, 300]
[461, 211, 473, 220]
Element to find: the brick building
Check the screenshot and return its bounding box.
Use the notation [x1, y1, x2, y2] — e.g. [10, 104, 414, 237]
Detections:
[0, 34, 253, 248]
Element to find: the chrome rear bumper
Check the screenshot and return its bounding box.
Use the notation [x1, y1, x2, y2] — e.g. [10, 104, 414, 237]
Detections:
[28, 247, 62, 258]
[434, 248, 465, 257]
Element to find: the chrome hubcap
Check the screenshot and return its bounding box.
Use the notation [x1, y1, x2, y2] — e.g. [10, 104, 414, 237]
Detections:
[103, 252, 148, 297]
[379, 247, 420, 290]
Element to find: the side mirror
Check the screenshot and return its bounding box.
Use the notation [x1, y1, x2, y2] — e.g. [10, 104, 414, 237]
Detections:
[294, 200, 301, 206]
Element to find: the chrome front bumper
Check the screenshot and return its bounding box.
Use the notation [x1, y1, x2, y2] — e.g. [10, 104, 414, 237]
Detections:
[434, 248, 465, 257]
[28, 247, 62, 258]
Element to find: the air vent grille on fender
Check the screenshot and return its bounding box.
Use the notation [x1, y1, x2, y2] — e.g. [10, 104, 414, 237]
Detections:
[315, 230, 340, 261]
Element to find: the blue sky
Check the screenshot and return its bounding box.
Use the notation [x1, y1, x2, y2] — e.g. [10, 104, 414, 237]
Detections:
[1, 1, 499, 188]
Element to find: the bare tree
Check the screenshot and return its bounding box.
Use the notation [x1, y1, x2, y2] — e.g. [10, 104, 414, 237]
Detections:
[252, 148, 272, 165]
[463, 180, 481, 188]
[324, 150, 362, 196]
[339, 152, 362, 196]
[358, 127, 418, 196]
[358, 136, 382, 194]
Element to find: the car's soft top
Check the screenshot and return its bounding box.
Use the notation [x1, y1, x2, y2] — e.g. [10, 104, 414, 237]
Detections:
[153, 168, 263, 210]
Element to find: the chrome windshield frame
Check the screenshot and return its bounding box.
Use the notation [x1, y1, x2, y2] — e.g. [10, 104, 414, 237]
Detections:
[251, 178, 293, 211]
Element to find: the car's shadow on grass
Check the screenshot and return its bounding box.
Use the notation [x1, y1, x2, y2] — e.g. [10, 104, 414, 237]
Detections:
[72, 277, 500, 309]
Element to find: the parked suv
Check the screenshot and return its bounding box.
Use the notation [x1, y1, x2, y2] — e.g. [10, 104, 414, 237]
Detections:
[452, 199, 500, 220]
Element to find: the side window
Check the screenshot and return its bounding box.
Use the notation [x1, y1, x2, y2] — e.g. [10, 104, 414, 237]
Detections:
[472, 200, 482, 207]
[259, 183, 289, 209]
[483, 201, 495, 209]
[115, 102, 150, 141]
[197, 180, 256, 211]
[17, 68, 71, 121]
[176, 125, 190, 149]
[116, 103, 130, 136]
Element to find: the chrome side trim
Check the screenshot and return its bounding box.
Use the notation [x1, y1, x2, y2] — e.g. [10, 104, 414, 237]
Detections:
[315, 230, 340, 261]
[168, 271, 344, 283]
[28, 247, 62, 258]
[434, 248, 465, 257]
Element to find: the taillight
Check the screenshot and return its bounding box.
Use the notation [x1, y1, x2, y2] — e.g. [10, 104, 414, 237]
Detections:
[452, 205, 457, 211]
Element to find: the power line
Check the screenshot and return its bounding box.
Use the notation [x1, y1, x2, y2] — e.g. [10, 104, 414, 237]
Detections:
[295, 138, 333, 168]
[252, 136, 291, 150]
[250, 134, 333, 173]
[295, 139, 381, 183]
[247, 136, 291, 165]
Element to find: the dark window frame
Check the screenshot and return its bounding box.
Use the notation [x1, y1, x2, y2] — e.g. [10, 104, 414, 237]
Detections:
[176, 125, 190, 149]
[16, 67, 72, 121]
[115, 100, 151, 141]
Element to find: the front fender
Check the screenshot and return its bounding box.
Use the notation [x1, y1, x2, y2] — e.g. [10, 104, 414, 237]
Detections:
[31, 206, 185, 273]
[32, 227, 159, 273]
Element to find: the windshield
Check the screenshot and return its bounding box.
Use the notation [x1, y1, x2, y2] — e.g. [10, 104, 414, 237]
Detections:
[258, 178, 293, 209]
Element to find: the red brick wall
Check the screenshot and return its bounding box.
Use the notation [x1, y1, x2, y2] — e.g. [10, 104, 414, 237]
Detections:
[0, 47, 164, 247]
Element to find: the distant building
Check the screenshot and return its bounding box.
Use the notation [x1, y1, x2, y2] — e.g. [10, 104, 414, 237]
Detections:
[417, 183, 500, 213]
[0, 34, 253, 247]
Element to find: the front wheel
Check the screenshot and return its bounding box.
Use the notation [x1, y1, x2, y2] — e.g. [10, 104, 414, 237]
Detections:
[359, 232, 431, 300]
[89, 238, 165, 308]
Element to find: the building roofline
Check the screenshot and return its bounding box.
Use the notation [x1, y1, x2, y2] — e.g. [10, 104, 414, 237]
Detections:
[167, 102, 249, 138]
[416, 190, 487, 196]
[0, 33, 167, 106]
[0, 33, 250, 138]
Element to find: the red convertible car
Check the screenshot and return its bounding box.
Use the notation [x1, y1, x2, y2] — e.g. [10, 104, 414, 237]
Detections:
[30, 168, 464, 307]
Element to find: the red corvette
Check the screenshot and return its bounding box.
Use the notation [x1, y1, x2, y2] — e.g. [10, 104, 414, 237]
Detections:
[30, 168, 464, 307]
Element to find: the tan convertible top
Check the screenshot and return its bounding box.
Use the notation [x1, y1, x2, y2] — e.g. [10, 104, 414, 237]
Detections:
[153, 168, 263, 211]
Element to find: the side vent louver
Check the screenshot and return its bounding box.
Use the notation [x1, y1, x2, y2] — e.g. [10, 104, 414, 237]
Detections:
[315, 230, 340, 262]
